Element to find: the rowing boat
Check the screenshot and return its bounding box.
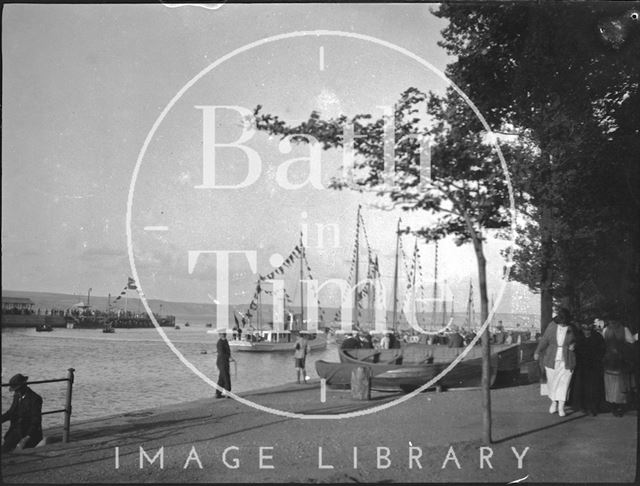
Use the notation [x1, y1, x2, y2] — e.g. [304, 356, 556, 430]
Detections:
[315, 342, 535, 392]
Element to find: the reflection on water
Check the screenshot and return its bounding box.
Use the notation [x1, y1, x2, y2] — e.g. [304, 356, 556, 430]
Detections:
[1, 327, 338, 433]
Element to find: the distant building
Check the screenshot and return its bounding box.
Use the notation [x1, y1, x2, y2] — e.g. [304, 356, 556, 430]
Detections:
[1, 297, 35, 313]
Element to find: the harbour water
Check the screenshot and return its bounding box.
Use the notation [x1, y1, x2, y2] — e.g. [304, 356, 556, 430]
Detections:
[1, 326, 340, 434]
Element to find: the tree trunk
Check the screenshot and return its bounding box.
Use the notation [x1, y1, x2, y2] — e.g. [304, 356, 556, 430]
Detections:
[472, 237, 491, 445]
[540, 203, 554, 334]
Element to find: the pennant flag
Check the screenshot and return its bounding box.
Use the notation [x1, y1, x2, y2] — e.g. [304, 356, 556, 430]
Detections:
[234, 313, 240, 329]
[127, 277, 137, 290]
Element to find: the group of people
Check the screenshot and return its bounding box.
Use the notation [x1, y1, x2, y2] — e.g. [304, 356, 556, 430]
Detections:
[340, 330, 402, 350]
[535, 308, 638, 417]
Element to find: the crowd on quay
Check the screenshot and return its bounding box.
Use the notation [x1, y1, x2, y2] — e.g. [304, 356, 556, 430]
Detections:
[337, 310, 638, 418]
[338, 323, 533, 350]
[1, 305, 155, 319]
[535, 308, 638, 418]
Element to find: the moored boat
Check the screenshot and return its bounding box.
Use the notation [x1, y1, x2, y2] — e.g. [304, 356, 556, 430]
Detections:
[208, 329, 327, 353]
[35, 323, 53, 332]
[316, 342, 533, 392]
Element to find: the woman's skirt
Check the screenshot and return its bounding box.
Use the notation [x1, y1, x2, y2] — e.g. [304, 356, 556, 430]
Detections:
[545, 360, 573, 401]
[604, 370, 631, 404]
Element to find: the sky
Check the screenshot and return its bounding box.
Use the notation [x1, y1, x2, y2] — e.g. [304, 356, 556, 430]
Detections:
[2, 3, 539, 316]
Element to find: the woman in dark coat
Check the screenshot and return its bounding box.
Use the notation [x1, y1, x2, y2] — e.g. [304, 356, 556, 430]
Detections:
[570, 321, 605, 416]
[603, 319, 637, 416]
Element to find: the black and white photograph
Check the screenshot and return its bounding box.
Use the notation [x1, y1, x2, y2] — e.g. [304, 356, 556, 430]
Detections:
[1, 1, 638, 483]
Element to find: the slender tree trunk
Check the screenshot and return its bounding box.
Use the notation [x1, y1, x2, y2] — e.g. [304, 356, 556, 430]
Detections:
[540, 203, 554, 334]
[472, 236, 491, 445]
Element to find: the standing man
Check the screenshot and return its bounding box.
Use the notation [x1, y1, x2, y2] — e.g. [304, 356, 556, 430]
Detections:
[215, 332, 232, 398]
[1, 374, 43, 452]
[294, 333, 311, 384]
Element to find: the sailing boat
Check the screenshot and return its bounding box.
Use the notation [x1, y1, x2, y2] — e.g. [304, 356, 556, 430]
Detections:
[332, 209, 419, 341]
[328, 205, 398, 346]
[209, 235, 327, 353]
[317, 220, 536, 392]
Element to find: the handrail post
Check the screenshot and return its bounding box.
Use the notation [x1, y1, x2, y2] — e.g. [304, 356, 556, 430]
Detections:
[63, 368, 75, 443]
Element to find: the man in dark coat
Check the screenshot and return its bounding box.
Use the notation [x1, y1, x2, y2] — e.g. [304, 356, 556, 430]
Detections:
[215, 332, 232, 398]
[1, 374, 43, 452]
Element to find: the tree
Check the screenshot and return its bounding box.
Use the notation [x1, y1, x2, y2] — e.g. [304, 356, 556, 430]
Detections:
[433, 2, 640, 331]
[254, 85, 528, 443]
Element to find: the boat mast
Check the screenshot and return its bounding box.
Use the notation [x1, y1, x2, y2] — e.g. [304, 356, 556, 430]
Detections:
[391, 218, 401, 333]
[283, 289, 288, 331]
[432, 240, 439, 329]
[353, 205, 361, 329]
[300, 232, 305, 331]
[411, 238, 418, 331]
[442, 280, 447, 327]
[257, 279, 262, 331]
[466, 279, 474, 330]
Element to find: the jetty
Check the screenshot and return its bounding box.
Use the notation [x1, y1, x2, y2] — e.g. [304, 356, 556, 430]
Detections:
[1, 382, 635, 483]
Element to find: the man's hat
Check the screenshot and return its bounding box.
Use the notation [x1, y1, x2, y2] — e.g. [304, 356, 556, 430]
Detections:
[8, 373, 28, 391]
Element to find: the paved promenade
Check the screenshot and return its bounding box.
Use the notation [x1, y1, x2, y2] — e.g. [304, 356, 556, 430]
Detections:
[1, 381, 637, 483]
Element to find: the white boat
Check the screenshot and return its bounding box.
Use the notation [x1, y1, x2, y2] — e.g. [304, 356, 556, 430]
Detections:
[209, 234, 328, 353]
[207, 329, 327, 353]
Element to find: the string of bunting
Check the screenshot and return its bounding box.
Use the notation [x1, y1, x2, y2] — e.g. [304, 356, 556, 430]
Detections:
[332, 220, 360, 323]
[303, 252, 325, 322]
[242, 235, 324, 325]
[243, 243, 303, 320]
[113, 277, 137, 302]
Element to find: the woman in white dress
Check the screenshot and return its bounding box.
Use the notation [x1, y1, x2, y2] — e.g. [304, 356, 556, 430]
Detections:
[534, 308, 577, 417]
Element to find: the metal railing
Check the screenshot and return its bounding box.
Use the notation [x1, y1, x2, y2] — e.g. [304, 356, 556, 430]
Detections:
[2, 368, 75, 443]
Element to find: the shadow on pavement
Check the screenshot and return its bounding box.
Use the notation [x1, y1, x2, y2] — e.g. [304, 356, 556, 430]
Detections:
[492, 413, 587, 444]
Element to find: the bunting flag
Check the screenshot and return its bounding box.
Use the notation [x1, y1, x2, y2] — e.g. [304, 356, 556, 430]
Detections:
[127, 277, 137, 290]
[242, 239, 312, 323]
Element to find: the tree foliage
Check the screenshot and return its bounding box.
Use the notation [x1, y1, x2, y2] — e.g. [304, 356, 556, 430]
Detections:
[434, 2, 640, 327]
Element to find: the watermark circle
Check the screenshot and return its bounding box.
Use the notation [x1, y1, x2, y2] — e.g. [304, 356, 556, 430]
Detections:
[126, 30, 517, 420]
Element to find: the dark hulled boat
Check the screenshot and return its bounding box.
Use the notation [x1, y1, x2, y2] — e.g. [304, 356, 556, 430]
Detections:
[316, 342, 534, 392]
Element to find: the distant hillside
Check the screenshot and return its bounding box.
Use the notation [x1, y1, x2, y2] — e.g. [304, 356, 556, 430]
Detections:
[2, 289, 540, 329]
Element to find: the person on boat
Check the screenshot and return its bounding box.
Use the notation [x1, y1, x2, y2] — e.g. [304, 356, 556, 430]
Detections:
[1, 374, 43, 452]
[534, 308, 577, 417]
[341, 333, 361, 350]
[602, 317, 638, 417]
[294, 335, 311, 384]
[215, 332, 232, 398]
[448, 328, 464, 348]
[570, 320, 605, 416]
[379, 333, 391, 350]
[357, 330, 374, 349]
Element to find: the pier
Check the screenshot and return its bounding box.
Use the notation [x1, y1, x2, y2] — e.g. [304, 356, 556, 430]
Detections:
[1, 381, 635, 483]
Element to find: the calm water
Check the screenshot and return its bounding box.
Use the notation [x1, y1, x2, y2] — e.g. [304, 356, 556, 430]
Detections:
[1, 326, 339, 434]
